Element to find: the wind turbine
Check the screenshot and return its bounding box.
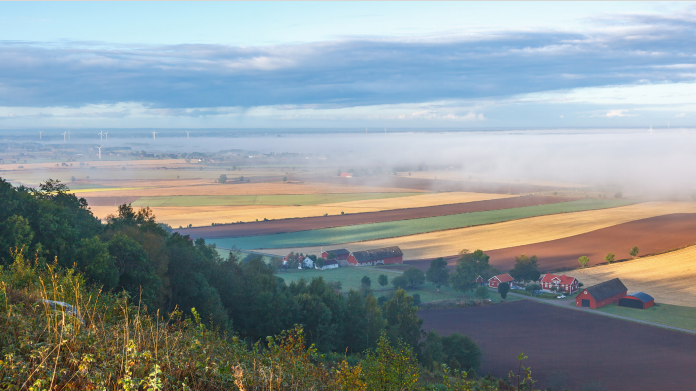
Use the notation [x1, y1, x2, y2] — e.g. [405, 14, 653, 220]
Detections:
[648, 125, 654, 134]
[98, 130, 104, 141]
[39, 131, 42, 139]
[185, 131, 190, 139]
[104, 131, 108, 140]
[61, 131, 67, 142]
[97, 145, 103, 160]
[365, 127, 368, 134]
[384, 127, 386, 134]
[152, 131, 157, 140]
[67, 131, 71, 139]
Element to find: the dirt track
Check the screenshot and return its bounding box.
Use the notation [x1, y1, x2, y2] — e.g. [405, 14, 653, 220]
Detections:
[404, 213, 696, 272]
[420, 300, 696, 391]
[175, 195, 576, 238]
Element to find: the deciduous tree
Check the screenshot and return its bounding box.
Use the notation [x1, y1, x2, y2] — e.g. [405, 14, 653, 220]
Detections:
[402, 267, 425, 288]
[378, 274, 388, 287]
[498, 282, 510, 299]
[450, 249, 490, 293]
[426, 257, 449, 292]
[509, 254, 540, 283]
[630, 246, 639, 258]
[605, 253, 615, 264]
[578, 255, 590, 268]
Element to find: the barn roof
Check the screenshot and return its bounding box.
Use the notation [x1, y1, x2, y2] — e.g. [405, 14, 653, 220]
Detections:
[351, 246, 403, 263]
[624, 292, 654, 303]
[490, 274, 514, 283]
[541, 273, 577, 285]
[326, 248, 350, 256]
[585, 278, 627, 301]
[323, 259, 339, 266]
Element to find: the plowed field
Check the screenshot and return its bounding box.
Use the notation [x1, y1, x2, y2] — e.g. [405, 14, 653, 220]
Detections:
[259, 202, 696, 260]
[572, 244, 696, 307]
[483, 213, 696, 271]
[178, 195, 573, 238]
[420, 300, 696, 391]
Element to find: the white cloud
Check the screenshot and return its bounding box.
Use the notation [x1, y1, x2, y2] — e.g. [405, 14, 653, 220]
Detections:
[675, 113, 687, 117]
[605, 109, 634, 118]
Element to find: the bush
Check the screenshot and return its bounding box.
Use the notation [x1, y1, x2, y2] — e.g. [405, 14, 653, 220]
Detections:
[475, 286, 489, 299]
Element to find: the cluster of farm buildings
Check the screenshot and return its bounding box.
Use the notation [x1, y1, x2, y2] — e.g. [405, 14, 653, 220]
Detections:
[282, 246, 404, 270]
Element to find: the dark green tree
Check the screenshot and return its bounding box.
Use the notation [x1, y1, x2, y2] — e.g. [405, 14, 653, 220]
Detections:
[509, 254, 540, 283]
[442, 333, 482, 371]
[450, 249, 490, 293]
[218, 174, 227, 184]
[107, 233, 162, 309]
[426, 257, 449, 292]
[475, 285, 489, 299]
[630, 246, 639, 257]
[498, 281, 510, 299]
[382, 289, 423, 350]
[402, 267, 425, 288]
[421, 330, 446, 370]
[391, 274, 409, 289]
[361, 275, 372, 288]
[75, 236, 118, 291]
[378, 274, 388, 287]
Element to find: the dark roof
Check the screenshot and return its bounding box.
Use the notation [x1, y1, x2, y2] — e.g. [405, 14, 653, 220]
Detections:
[624, 292, 654, 303]
[351, 246, 403, 263]
[323, 259, 339, 266]
[326, 248, 350, 256]
[585, 278, 627, 301]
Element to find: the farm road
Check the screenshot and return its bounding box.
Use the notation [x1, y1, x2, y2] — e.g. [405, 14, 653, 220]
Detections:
[176, 195, 576, 238]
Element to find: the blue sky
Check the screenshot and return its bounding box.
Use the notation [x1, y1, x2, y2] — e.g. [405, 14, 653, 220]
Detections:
[0, 2, 695, 129]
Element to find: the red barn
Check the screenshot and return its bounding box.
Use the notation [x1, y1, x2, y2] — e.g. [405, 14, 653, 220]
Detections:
[576, 278, 627, 309]
[476, 275, 485, 285]
[488, 274, 514, 289]
[340, 172, 353, 178]
[539, 273, 579, 293]
[321, 249, 350, 262]
[618, 292, 655, 309]
[347, 246, 403, 266]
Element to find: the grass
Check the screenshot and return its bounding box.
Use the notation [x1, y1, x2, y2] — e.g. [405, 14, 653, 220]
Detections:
[214, 247, 280, 264]
[212, 199, 633, 249]
[131, 193, 421, 207]
[596, 303, 696, 332]
[275, 266, 518, 304]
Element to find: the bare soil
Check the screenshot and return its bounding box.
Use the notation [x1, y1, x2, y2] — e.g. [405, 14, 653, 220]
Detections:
[419, 300, 696, 391]
[176, 195, 577, 238]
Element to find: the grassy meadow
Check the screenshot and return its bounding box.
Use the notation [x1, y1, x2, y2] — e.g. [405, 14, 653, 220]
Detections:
[596, 303, 696, 332]
[212, 198, 634, 249]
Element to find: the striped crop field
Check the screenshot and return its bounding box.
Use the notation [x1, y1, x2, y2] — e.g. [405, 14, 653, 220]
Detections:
[209, 199, 633, 250]
[130, 192, 422, 207]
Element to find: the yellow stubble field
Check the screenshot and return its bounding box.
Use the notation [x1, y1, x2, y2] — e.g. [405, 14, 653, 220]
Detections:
[89, 191, 513, 226]
[260, 201, 696, 260]
[572, 245, 696, 307]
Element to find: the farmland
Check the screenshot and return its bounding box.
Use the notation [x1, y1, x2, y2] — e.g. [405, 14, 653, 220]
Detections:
[572, 244, 696, 307]
[483, 213, 696, 270]
[130, 192, 421, 207]
[596, 303, 696, 332]
[260, 201, 696, 260]
[211, 198, 632, 250]
[89, 191, 511, 226]
[178, 195, 575, 238]
[420, 300, 696, 391]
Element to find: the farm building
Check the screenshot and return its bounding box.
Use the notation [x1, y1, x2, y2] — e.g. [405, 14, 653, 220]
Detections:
[347, 246, 403, 266]
[299, 257, 314, 269]
[476, 276, 485, 285]
[539, 273, 579, 293]
[340, 172, 353, 178]
[618, 292, 655, 309]
[488, 274, 514, 289]
[321, 249, 350, 262]
[316, 259, 339, 270]
[576, 278, 627, 309]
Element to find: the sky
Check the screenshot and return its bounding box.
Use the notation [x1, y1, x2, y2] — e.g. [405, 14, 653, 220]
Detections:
[0, 1, 695, 129]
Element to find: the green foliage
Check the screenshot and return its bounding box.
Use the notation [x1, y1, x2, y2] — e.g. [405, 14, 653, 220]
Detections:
[426, 257, 450, 291]
[217, 174, 227, 184]
[498, 282, 510, 299]
[362, 334, 420, 391]
[378, 274, 388, 287]
[361, 275, 372, 288]
[75, 236, 118, 290]
[475, 286, 489, 300]
[578, 255, 590, 268]
[442, 333, 482, 372]
[392, 274, 409, 289]
[403, 267, 425, 288]
[382, 289, 423, 351]
[412, 293, 421, 307]
[605, 252, 615, 264]
[509, 254, 540, 283]
[451, 250, 490, 293]
[630, 246, 639, 257]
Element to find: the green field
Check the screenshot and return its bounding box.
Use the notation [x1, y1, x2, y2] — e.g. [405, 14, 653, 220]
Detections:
[276, 266, 516, 304]
[210, 199, 633, 250]
[214, 247, 280, 264]
[131, 192, 421, 207]
[596, 303, 696, 332]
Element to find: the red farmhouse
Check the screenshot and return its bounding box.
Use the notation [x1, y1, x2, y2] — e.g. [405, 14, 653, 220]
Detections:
[347, 246, 403, 266]
[321, 249, 350, 262]
[539, 273, 579, 293]
[488, 274, 514, 289]
[576, 278, 627, 309]
[618, 292, 655, 309]
[476, 276, 485, 285]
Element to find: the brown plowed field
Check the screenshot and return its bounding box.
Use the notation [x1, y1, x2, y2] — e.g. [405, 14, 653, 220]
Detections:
[485, 213, 696, 271]
[175, 195, 576, 238]
[84, 196, 140, 206]
[420, 300, 696, 391]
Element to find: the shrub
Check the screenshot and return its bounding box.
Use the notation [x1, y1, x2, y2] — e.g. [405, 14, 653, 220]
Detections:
[475, 286, 489, 299]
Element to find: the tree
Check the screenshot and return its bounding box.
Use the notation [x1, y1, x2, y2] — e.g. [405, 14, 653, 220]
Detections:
[378, 274, 388, 287]
[217, 174, 227, 184]
[315, 257, 325, 268]
[283, 176, 287, 183]
[421, 331, 446, 370]
[630, 246, 639, 258]
[475, 285, 489, 299]
[450, 249, 490, 293]
[426, 257, 449, 292]
[605, 253, 615, 264]
[362, 333, 419, 391]
[75, 236, 118, 290]
[498, 281, 510, 299]
[107, 233, 162, 309]
[509, 254, 540, 283]
[412, 293, 421, 307]
[442, 333, 482, 372]
[614, 192, 622, 199]
[391, 275, 409, 289]
[382, 289, 423, 352]
[578, 255, 590, 268]
[361, 275, 372, 288]
[402, 267, 425, 288]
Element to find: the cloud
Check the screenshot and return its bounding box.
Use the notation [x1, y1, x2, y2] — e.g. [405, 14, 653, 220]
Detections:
[0, 9, 695, 113]
[675, 113, 687, 117]
[605, 109, 635, 118]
